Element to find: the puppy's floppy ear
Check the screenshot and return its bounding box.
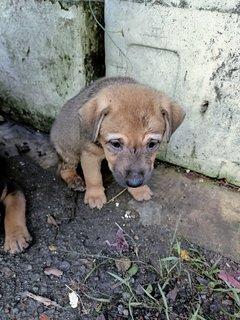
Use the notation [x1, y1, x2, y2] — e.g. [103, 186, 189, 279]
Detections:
[78, 98, 110, 142]
[161, 96, 185, 142]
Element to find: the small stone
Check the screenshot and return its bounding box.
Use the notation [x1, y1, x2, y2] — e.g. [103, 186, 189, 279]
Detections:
[122, 292, 131, 301]
[76, 265, 86, 277]
[60, 261, 71, 271]
[12, 308, 19, 314]
[32, 286, 39, 293]
[4, 308, 10, 314]
[117, 304, 124, 314]
[123, 309, 129, 316]
[222, 299, 233, 306]
[32, 273, 41, 281]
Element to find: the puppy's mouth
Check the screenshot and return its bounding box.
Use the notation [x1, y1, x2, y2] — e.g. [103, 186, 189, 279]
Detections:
[112, 169, 152, 188]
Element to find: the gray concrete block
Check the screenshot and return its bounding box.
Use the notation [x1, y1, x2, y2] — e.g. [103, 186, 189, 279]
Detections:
[105, 0, 240, 186]
[0, 0, 104, 131]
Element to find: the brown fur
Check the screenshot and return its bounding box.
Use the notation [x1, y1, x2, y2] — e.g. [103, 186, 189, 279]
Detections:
[0, 179, 32, 253]
[50, 77, 185, 209]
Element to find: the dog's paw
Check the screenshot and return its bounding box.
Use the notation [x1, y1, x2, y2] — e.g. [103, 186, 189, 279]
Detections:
[60, 166, 86, 191]
[68, 175, 86, 192]
[84, 187, 107, 209]
[4, 226, 32, 254]
[128, 185, 153, 201]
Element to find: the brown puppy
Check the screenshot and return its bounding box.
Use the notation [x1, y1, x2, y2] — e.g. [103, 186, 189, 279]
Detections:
[0, 175, 32, 253]
[50, 77, 185, 209]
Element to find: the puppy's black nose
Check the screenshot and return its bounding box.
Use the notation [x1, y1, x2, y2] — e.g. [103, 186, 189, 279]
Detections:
[126, 171, 144, 188]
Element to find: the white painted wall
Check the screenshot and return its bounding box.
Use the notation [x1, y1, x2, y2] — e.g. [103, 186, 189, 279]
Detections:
[105, 0, 240, 186]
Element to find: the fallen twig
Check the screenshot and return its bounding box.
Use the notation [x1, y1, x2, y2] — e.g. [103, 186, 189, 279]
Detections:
[23, 291, 61, 308]
[106, 188, 127, 204]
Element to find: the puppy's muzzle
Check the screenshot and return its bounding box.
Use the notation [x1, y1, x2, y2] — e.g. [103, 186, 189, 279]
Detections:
[126, 170, 144, 188]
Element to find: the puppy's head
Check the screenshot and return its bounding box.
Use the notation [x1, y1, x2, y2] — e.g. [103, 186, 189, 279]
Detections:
[79, 83, 185, 188]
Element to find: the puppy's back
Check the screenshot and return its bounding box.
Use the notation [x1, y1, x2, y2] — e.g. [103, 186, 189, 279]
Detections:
[50, 77, 137, 158]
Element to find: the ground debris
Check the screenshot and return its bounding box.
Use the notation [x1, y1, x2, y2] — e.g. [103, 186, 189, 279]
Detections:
[115, 256, 131, 272]
[15, 142, 31, 154]
[218, 271, 240, 289]
[44, 267, 63, 277]
[22, 291, 62, 308]
[47, 214, 61, 227]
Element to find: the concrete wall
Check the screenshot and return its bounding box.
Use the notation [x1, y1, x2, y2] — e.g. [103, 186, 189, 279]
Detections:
[0, 0, 104, 131]
[105, 0, 240, 186]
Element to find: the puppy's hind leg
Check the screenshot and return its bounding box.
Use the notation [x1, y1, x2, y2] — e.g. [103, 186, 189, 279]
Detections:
[59, 162, 85, 192]
[81, 150, 106, 209]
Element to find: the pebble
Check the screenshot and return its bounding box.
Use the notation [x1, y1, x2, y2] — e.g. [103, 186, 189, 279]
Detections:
[222, 299, 233, 306]
[76, 265, 87, 276]
[123, 309, 129, 316]
[122, 291, 131, 301]
[32, 286, 39, 293]
[37, 306, 44, 314]
[27, 264, 33, 271]
[32, 273, 41, 281]
[210, 303, 219, 312]
[12, 308, 19, 315]
[117, 304, 124, 314]
[60, 261, 71, 271]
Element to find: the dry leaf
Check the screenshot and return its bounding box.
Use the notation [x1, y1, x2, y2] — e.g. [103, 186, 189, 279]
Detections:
[47, 215, 60, 227]
[166, 286, 178, 301]
[115, 256, 131, 272]
[106, 229, 129, 254]
[39, 314, 49, 320]
[44, 267, 63, 277]
[180, 249, 191, 261]
[24, 291, 61, 308]
[218, 271, 240, 289]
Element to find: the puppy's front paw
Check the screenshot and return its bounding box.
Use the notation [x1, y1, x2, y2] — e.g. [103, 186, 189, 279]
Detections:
[4, 226, 32, 254]
[84, 187, 107, 209]
[128, 185, 153, 201]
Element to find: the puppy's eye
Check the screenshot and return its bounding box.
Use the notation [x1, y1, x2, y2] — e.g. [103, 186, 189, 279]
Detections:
[147, 140, 160, 151]
[108, 140, 123, 151]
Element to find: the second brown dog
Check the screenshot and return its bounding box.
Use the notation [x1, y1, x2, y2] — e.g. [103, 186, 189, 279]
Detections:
[50, 77, 185, 209]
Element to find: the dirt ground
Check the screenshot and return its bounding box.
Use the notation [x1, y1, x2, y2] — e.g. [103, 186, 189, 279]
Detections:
[0, 116, 239, 320]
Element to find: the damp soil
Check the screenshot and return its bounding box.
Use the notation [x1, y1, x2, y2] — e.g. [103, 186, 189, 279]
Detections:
[0, 117, 239, 320]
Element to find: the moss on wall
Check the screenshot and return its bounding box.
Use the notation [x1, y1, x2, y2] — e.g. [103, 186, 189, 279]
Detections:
[0, 82, 54, 131]
[82, 1, 105, 85]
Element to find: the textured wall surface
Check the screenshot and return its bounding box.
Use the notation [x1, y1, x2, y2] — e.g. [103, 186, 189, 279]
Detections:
[105, 0, 240, 186]
[0, 0, 104, 131]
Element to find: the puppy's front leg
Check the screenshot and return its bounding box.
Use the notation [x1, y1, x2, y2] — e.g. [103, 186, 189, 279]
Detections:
[81, 150, 106, 209]
[128, 185, 153, 201]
